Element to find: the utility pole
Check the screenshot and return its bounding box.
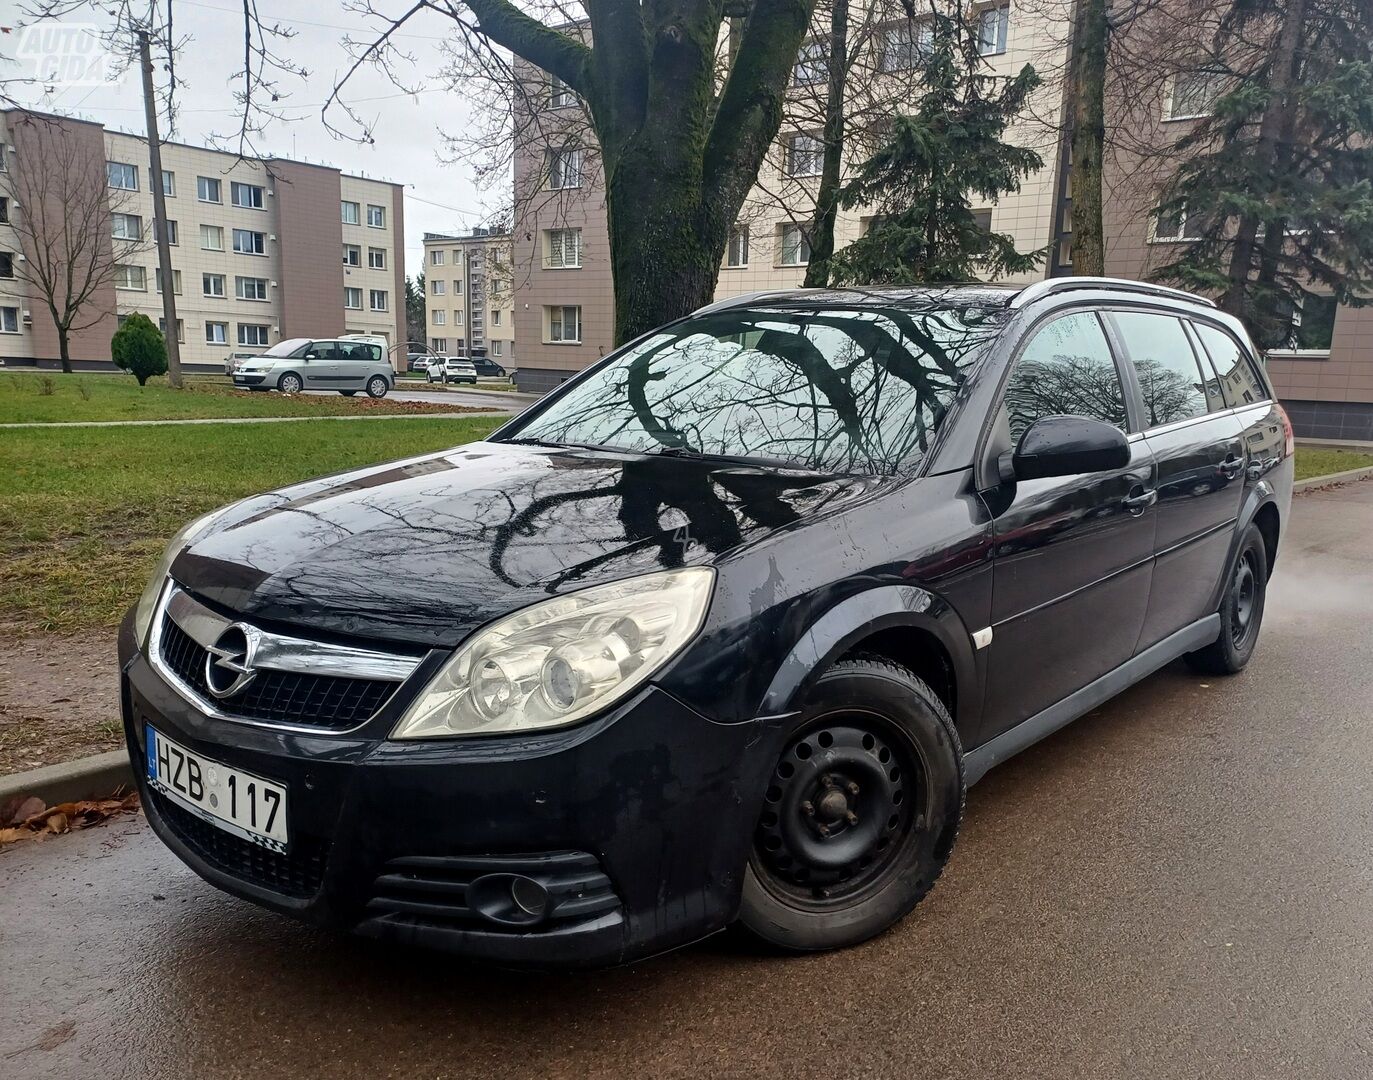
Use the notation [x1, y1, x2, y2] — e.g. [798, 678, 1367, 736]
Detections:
[139, 29, 182, 387]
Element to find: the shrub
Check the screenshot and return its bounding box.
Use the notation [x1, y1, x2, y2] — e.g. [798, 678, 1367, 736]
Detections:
[110, 313, 168, 386]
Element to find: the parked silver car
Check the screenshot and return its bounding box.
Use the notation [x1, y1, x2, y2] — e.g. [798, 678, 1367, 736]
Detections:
[231, 338, 394, 398]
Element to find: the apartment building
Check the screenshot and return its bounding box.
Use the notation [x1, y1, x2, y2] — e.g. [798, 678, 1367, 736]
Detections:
[421, 229, 515, 365]
[507, 5, 1373, 440]
[0, 109, 405, 370]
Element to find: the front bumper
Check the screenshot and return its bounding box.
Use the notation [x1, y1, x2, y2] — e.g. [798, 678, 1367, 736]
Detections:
[119, 613, 776, 968]
[232, 373, 267, 387]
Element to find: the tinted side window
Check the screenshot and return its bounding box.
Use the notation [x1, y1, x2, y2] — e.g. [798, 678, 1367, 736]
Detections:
[1114, 312, 1209, 427]
[1194, 323, 1269, 406]
[1004, 312, 1127, 443]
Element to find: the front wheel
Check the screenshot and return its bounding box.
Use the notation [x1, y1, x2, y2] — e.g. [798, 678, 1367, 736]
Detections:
[1185, 523, 1269, 675]
[738, 656, 964, 952]
[277, 372, 303, 394]
[366, 375, 389, 399]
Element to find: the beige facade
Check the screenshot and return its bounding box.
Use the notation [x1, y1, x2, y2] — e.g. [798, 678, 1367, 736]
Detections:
[0, 109, 406, 370]
[421, 229, 514, 364]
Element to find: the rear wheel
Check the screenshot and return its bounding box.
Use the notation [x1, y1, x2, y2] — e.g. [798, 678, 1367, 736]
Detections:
[1185, 523, 1269, 675]
[738, 656, 964, 952]
[277, 372, 303, 394]
[366, 375, 389, 399]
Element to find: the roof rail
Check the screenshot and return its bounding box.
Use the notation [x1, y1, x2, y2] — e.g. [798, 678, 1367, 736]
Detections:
[1010, 276, 1216, 310]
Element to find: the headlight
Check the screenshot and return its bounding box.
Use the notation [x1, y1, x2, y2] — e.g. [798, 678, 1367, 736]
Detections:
[391, 567, 714, 739]
[131, 505, 241, 648]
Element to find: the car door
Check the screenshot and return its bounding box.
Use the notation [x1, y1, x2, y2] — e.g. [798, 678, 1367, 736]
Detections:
[301, 341, 341, 389]
[977, 310, 1159, 743]
[1107, 310, 1246, 650]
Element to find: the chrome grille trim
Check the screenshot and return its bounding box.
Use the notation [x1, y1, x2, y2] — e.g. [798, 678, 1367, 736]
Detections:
[147, 581, 423, 734]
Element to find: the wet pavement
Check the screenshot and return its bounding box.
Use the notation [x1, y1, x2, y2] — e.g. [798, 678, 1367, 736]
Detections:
[4, 482, 1372, 1079]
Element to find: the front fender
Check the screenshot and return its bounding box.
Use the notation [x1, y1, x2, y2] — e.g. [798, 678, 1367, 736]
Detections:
[758, 585, 979, 734]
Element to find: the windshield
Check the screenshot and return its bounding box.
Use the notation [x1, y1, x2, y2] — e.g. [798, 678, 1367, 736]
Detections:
[505, 304, 1006, 473]
[262, 338, 310, 358]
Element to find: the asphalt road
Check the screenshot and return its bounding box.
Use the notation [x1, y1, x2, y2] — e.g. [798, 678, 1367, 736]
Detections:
[4, 481, 1373, 1080]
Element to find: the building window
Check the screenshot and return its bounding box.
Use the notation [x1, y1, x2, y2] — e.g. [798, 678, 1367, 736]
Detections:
[779, 223, 811, 266]
[238, 323, 270, 346]
[156, 219, 179, 245]
[343, 244, 361, 266]
[727, 225, 749, 268]
[0, 307, 18, 333]
[232, 229, 266, 255]
[547, 148, 583, 190]
[341, 201, 360, 225]
[155, 268, 183, 295]
[430, 337, 447, 352]
[1274, 292, 1338, 352]
[546, 305, 581, 343]
[492, 309, 502, 326]
[114, 264, 146, 290]
[1166, 69, 1225, 120]
[203, 273, 226, 297]
[200, 224, 224, 251]
[369, 289, 388, 311]
[161, 170, 175, 197]
[794, 39, 826, 85]
[978, 4, 1010, 56]
[344, 286, 363, 309]
[972, 208, 993, 232]
[1151, 202, 1204, 242]
[0, 252, 13, 278]
[432, 279, 446, 295]
[111, 213, 143, 240]
[0, 197, 9, 224]
[544, 228, 582, 268]
[107, 162, 138, 190]
[368, 247, 386, 269]
[367, 204, 385, 228]
[492, 340, 503, 357]
[430, 249, 445, 266]
[786, 133, 824, 177]
[197, 176, 222, 203]
[158, 317, 185, 343]
[206, 321, 228, 344]
[231, 181, 265, 209]
[880, 21, 933, 72]
[452, 308, 464, 325]
[235, 276, 268, 301]
[550, 73, 575, 108]
[433, 310, 446, 326]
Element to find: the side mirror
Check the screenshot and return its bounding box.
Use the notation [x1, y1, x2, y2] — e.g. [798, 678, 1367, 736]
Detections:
[1003, 415, 1130, 482]
[303, 353, 316, 361]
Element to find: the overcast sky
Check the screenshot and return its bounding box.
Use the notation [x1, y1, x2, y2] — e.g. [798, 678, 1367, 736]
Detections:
[7, 0, 503, 277]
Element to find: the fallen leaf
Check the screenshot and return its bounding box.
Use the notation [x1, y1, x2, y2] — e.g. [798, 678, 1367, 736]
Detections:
[44, 812, 69, 834]
[8, 796, 45, 825]
[0, 792, 139, 846]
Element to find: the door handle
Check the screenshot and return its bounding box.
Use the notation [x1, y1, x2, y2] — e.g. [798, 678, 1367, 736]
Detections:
[1122, 488, 1158, 514]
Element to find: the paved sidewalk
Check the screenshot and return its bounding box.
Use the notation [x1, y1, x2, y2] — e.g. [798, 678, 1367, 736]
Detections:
[0, 411, 506, 430]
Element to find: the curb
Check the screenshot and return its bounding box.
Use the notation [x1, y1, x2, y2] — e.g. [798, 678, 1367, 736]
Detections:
[1293, 464, 1373, 493]
[0, 750, 133, 807]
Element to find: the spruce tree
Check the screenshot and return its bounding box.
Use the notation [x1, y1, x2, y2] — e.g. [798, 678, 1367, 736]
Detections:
[827, 13, 1045, 286]
[1153, 0, 1373, 348]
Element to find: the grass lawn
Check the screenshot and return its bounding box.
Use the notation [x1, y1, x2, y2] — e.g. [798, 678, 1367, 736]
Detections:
[0, 415, 503, 633]
[0, 370, 485, 424]
[1293, 447, 1373, 482]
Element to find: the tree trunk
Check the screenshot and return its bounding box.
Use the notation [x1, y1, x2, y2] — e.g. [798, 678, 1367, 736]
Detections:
[57, 324, 72, 375]
[1068, 0, 1107, 276]
[1220, 0, 1305, 324]
[804, 0, 850, 288]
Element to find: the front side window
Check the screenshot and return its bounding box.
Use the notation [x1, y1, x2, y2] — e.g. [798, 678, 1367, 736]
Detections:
[977, 4, 1010, 56]
[107, 162, 137, 190]
[367, 204, 385, 228]
[342, 201, 360, 225]
[1003, 312, 1127, 443]
[233, 229, 265, 255]
[197, 176, 222, 203]
[1114, 311, 1209, 426]
[786, 133, 824, 177]
[513, 304, 1005, 473]
[780, 224, 810, 267]
[231, 181, 264, 209]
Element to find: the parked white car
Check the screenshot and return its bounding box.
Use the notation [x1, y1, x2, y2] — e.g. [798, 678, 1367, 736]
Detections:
[426, 356, 478, 385]
[223, 351, 259, 376]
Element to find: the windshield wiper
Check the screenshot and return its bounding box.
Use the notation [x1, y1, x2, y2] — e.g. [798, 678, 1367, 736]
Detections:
[640, 445, 847, 475]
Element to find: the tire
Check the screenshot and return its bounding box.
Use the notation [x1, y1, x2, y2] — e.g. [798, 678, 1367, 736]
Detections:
[738, 656, 964, 953]
[1185, 523, 1269, 675]
[339, 390, 357, 397]
[277, 372, 303, 394]
[366, 375, 389, 399]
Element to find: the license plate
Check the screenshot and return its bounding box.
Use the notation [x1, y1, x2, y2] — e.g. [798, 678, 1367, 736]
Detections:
[145, 725, 289, 851]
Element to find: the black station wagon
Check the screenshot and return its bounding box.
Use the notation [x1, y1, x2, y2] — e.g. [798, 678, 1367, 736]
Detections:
[120, 278, 1293, 966]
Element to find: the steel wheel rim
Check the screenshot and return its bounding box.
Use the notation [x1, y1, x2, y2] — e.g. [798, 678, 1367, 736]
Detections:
[281, 375, 301, 394]
[753, 709, 926, 909]
[1231, 550, 1258, 647]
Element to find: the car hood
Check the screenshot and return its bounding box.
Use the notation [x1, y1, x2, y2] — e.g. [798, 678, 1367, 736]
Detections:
[172, 441, 893, 648]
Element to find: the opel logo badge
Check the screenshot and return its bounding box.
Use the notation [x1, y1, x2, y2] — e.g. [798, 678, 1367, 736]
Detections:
[205, 624, 259, 699]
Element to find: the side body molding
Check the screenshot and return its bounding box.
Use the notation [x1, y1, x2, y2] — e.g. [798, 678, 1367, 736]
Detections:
[759, 585, 979, 734]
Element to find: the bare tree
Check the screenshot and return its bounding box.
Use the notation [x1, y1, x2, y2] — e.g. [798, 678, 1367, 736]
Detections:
[2, 112, 151, 372]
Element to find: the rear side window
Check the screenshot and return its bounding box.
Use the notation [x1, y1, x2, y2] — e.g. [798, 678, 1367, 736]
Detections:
[1003, 312, 1127, 443]
[1113, 311, 1209, 427]
[1194, 323, 1269, 406]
